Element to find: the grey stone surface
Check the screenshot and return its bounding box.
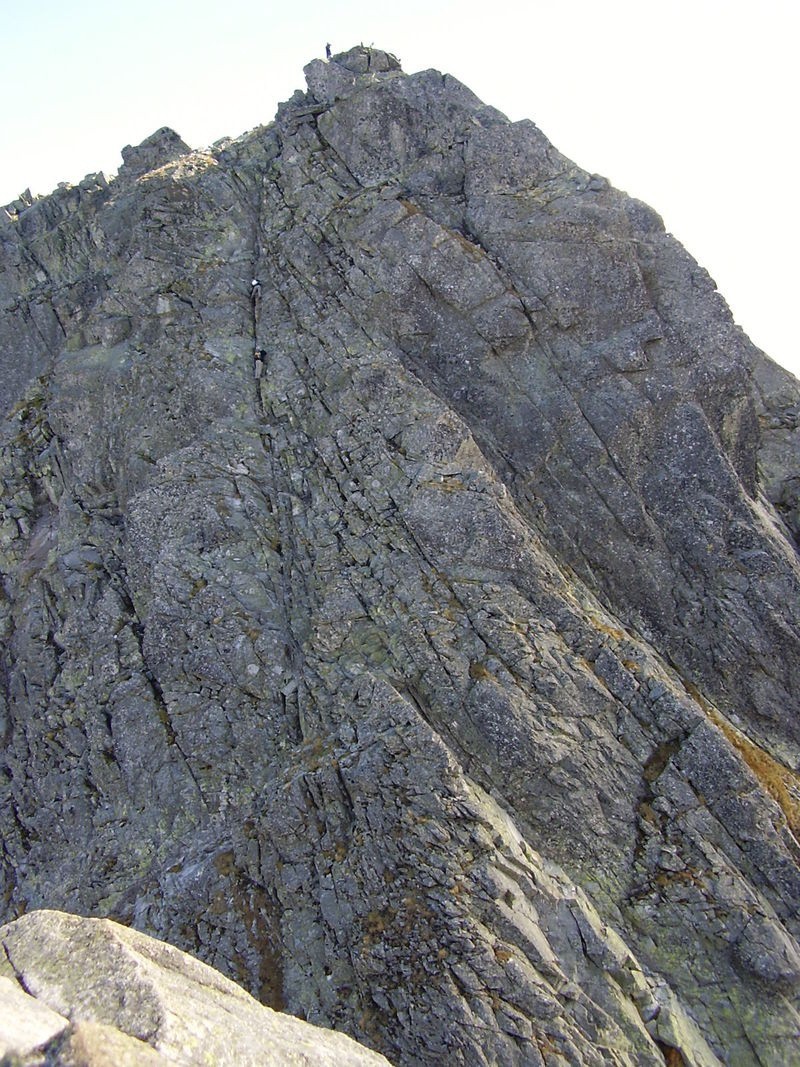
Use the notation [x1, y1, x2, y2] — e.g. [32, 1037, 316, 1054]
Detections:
[0, 976, 68, 1058]
[4, 1021, 165, 1067]
[0, 910, 392, 1066]
[1, 43, 799, 1066]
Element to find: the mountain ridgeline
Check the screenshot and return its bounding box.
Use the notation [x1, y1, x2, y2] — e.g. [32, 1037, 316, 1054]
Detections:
[2, 46, 800, 1066]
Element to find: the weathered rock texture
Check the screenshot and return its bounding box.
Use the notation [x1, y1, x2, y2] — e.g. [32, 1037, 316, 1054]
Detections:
[0, 909, 391, 1065]
[1, 44, 799, 1066]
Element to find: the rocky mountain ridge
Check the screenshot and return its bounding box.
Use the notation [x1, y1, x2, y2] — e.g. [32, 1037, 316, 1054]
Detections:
[1, 45, 799, 1065]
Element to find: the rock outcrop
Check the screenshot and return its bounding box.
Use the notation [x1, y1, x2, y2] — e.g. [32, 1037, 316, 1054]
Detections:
[0, 909, 391, 1065]
[1, 45, 799, 1066]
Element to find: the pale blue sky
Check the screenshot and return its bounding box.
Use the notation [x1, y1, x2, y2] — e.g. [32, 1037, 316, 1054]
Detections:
[2, 0, 797, 376]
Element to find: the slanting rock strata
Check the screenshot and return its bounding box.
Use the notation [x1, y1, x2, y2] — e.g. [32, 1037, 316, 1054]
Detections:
[1, 44, 799, 1066]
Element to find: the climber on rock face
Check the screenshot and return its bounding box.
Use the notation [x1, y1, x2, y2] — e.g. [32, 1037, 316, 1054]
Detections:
[250, 279, 262, 302]
[254, 348, 267, 379]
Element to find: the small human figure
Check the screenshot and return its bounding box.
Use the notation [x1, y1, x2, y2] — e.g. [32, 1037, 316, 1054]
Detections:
[325, 42, 331, 59]
[250, 278, 262, 302]
[254, 349, 265, 380]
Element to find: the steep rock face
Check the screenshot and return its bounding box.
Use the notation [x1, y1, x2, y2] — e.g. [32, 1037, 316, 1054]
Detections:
[1, 45, 799, 1066]
[0, 909, 391, 1065]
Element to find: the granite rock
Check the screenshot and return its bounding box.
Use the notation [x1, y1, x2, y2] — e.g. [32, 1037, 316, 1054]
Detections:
[0, 910, 391, 1065]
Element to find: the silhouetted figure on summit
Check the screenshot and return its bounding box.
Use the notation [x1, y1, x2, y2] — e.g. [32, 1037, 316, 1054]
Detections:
[325, 43, 331, 59]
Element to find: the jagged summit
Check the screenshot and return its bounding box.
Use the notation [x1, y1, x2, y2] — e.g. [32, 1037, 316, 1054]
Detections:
[118, 126, 192, 182]
[1, 46, 401, 214]
[326, 44, 403, 73]
[1, 49, 799, 1067]
[1, 130, 189, 217]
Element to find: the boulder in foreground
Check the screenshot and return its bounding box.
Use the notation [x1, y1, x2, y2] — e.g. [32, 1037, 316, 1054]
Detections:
[0, 910, 392, 1066]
